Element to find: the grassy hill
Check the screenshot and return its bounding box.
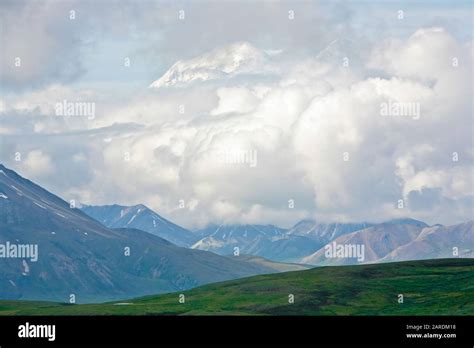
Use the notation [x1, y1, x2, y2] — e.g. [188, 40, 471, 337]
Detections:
[0, 258, 473, 316]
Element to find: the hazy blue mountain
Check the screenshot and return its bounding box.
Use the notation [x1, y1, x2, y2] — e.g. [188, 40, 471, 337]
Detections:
[301, 223, 423, 265]
[301, 220, 472, 265]
[286, 219, 372, 244]
[381, 218, 429, 228]
[192, 221, 370, 262]
[192, 224, 288, 257]
[191, 219, 445, 264]
[381, 221, 473, 262]
[81, 204, 198, 247]
[0, 164, 274, 303]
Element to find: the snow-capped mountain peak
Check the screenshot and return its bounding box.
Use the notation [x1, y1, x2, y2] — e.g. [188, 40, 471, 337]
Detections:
[149, 41, 269, 88]
[81, 203, 199, 247]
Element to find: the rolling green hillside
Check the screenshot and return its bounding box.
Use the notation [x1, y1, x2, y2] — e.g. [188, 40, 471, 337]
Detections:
[0, 258, 473, 316]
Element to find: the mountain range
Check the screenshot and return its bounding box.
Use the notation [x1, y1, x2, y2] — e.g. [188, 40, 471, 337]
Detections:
[301, 220, 473, 265]
[1, 163, 472, 303]
[82, 203, 473, 265]
[189, 221, 373, 262]
[0, 164, 277, 302]
[81, 208, 375, 262]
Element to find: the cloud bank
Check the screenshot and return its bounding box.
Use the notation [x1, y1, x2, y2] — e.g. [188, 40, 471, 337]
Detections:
[0, 1, 472, 229]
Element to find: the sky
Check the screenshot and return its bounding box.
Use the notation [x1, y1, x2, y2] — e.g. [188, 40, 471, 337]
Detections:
[0, 0, 473, 229]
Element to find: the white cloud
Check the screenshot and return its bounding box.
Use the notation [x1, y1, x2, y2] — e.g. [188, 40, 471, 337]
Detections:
[0, 1, 86, 90]
[211, 87, 260, 115]
[22, 150, 54, 177]
[368, 27, 467, 81]
[1, 25, 472, 228]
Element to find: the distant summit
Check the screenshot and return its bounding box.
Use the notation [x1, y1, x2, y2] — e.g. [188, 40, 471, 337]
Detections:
[149, 42, 271, 88]
[81, 204, 198, 247]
